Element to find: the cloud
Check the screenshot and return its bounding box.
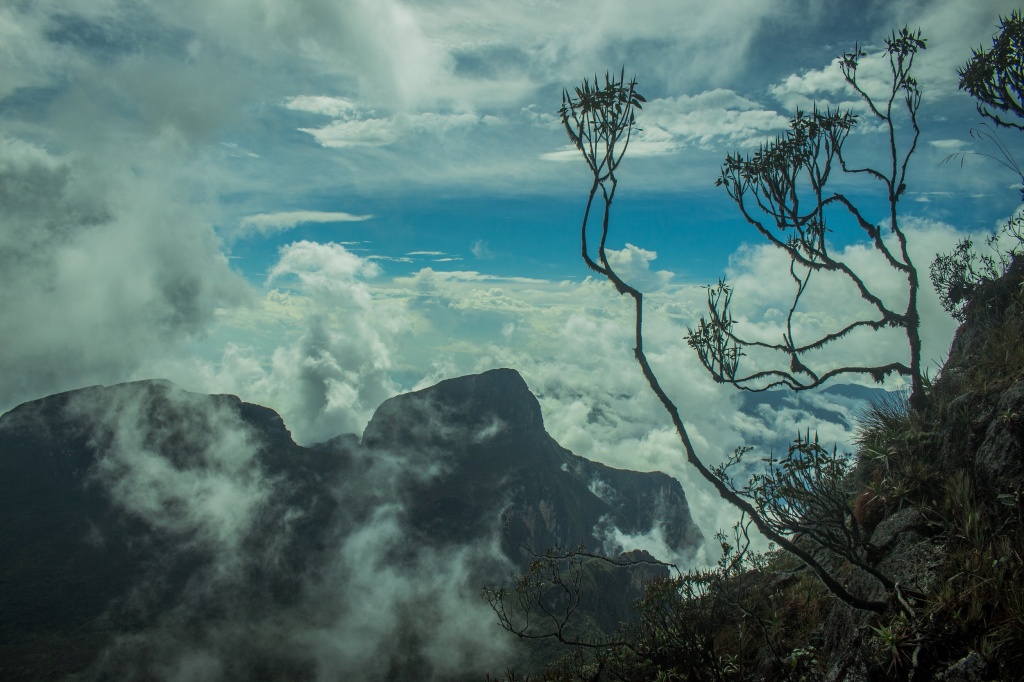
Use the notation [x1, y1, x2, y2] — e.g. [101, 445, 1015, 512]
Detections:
[540, 89, 788, 160]
[769, 56, 858, 113]
[68, 382, 269, 560]
[236, 210, 373, 238]
[0, 134, 252, 415]
[471, 239, 493, 259]
[635, 90, 790, 152]
[605, 243, 675, 292]
[299, 111, 484, 149]
[284, 95, 357, 117]
[929, 139, 967, 151]
[161, 241, 406, 445]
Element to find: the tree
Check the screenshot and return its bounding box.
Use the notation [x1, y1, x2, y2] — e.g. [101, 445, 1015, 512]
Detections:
[931, 13, 1024, 320]
[694, 28, 927, 411]
[559, 34, 929, 615]
[959, 10, 1024, 131]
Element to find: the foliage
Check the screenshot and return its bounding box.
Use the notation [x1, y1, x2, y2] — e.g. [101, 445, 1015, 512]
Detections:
[713, 434, 897, 598]
[931, 131, 1024, 322]
[491, 520, 836, 681]
[959, 10, 1024, 131]
[930, 217, 1024, 322]
[853, 390, 944, 515]
[483, 545, 669, 649]
[934, 14, 1024, 322]
[697, 27, 927, 410]
[915, 471, 1024, 679]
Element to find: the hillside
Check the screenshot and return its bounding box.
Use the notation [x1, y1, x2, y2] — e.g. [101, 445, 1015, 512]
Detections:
[517, 257, 1024, 680]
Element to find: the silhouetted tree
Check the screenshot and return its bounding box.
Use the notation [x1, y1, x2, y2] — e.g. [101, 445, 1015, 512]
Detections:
[931, 13, 1024, 319]
[960, 10, 1024, 131]
[559, 66, 899, 612]
[695, 28, 927, 411]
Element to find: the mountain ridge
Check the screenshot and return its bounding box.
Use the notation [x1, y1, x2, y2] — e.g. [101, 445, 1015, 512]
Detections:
[0, 367, 700, 680]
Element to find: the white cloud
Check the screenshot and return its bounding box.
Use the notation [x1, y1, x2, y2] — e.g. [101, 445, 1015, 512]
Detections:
[299, 111, 483, 149]
[0, 133, 252, 414]
[155, 241, 406, 445]
[236, 210, 373, 238]
[542, 89, 788, 160]
[605, 243, 675, 292]
[769, 56, 858, 113]
[929, 138, 967, 150]
[284, 95, 357, 117]
[471, 239, 493, 259]
[637, 90, 790, 151]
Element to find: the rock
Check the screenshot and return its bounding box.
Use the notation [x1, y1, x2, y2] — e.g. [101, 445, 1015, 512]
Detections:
[870, 507, 931, 549]
[934, 652, 989, 681]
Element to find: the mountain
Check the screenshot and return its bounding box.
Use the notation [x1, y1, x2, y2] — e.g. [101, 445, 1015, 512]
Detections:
[0, 379, 347, 680]
[0, 369, 700, 680]
[359, 368, 702, 560]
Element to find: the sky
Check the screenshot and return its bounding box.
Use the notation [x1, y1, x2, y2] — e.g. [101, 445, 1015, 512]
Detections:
[4, 0, 1024, 545]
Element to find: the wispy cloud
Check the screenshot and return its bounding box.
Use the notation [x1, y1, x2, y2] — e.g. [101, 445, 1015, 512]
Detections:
[471, 240, 493, 259]
[236, 211, 373, 238]
[298, 111, 485, 149]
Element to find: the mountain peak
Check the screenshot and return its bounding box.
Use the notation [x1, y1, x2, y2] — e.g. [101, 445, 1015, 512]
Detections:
[362, 368, 543, 449]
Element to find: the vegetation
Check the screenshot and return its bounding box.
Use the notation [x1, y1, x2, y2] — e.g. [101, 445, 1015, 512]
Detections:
[698, 27, 927, 410]
[932, 12, 1024, 323]
[959, 10, 1024, 131]
[553, 30, 933, 619]
[489, 13, 1024, 681]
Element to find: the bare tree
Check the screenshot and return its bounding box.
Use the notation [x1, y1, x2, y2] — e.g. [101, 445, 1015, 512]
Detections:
[693, 28, 927, 411]
[560, 67, 900, 612]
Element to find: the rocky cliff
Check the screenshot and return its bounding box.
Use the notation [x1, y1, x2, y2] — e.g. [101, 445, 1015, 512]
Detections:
[360, 368, 702, 561]
[0, 368, 701, 680]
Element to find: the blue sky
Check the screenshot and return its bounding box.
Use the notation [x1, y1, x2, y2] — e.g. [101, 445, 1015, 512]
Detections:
[3, 0, 1024, 540]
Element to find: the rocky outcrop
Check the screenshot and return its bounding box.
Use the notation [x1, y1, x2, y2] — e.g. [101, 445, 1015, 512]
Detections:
[814, 258, 1024, 681]
[935, 256, 1024, 500]
[361, 368, 702, 561]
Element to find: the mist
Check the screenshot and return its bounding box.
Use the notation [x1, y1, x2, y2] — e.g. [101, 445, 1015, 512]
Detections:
[57, 381, 515, 681]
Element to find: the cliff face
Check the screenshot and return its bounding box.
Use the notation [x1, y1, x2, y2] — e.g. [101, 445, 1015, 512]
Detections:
[933, 256, 1024, 499]
[362, 368, 702, 561]
[796, 258, 1024, 681]
[0, 368, 700, 680]
[0, 379, 345, 670]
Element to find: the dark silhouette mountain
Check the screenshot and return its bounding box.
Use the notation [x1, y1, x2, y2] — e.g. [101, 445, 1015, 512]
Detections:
[0, 368, 700, 680]
[0, 379, 347, 679]
[361, 368, 702, 560]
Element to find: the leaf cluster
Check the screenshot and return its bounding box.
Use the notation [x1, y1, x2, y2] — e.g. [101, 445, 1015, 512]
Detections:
[960, 11, 1024, 130]
[716, 433, 899, 600]
[560, 68, 645, 181]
